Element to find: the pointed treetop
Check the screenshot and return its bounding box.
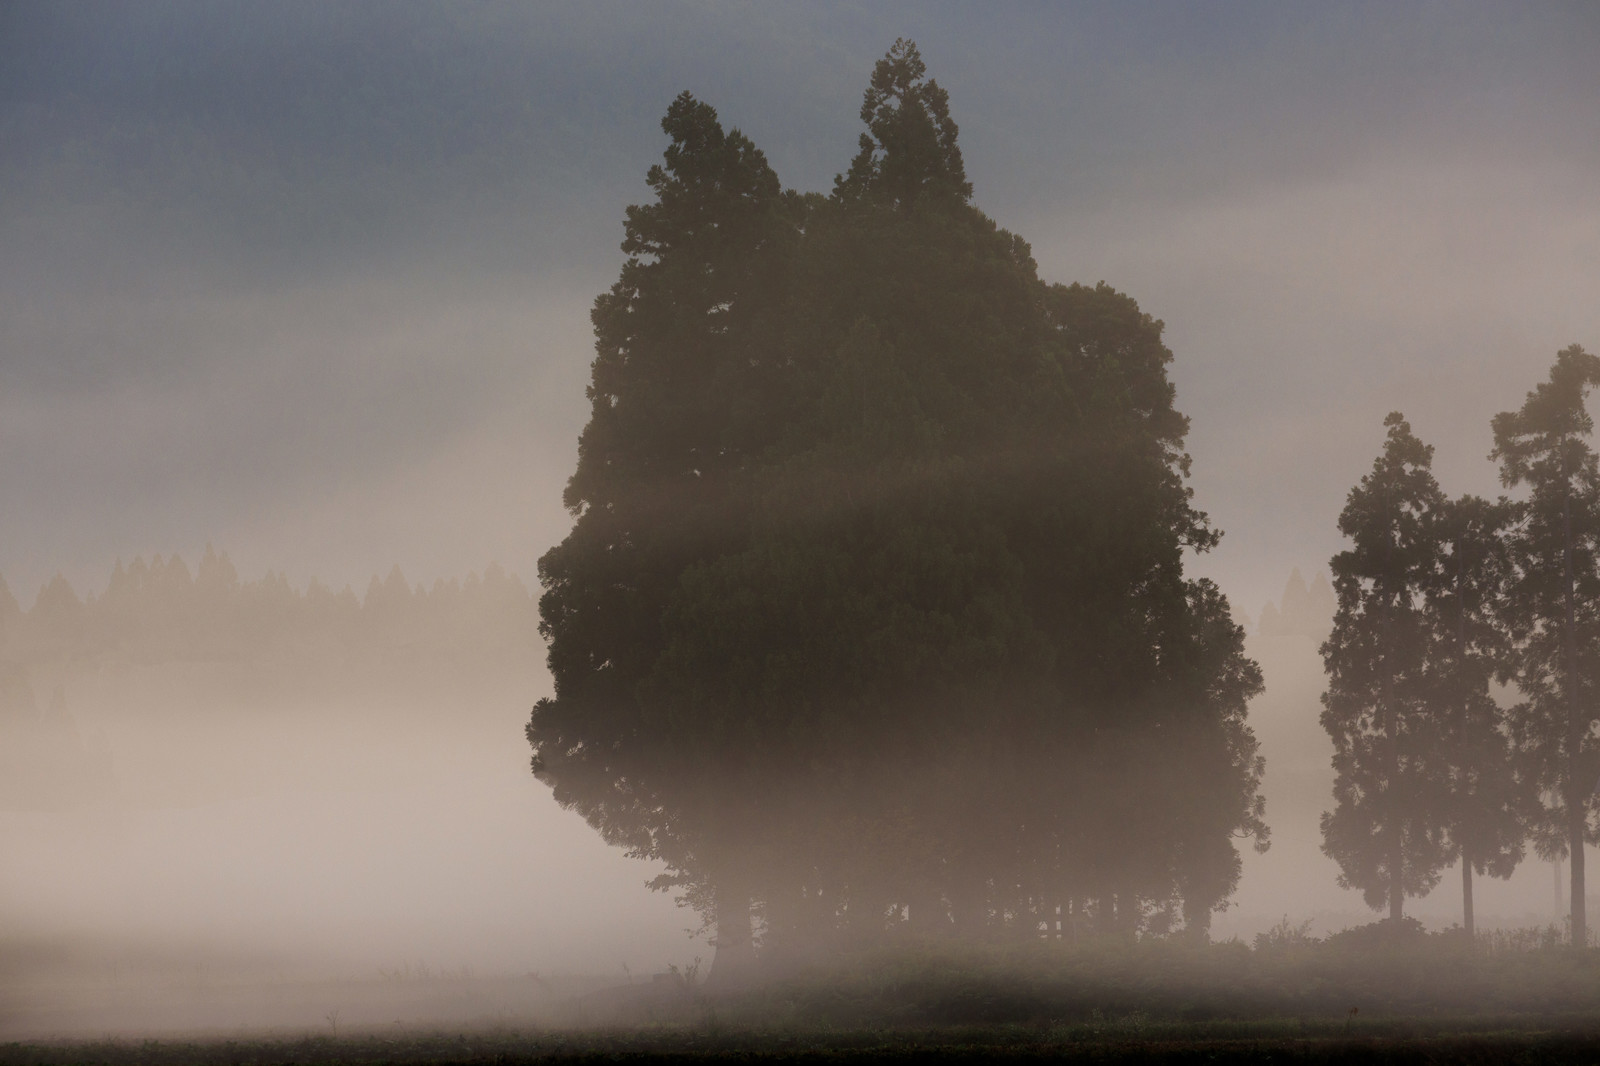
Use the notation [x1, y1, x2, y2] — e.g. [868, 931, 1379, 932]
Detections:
[1283, 567, 1309, 606]
[622, 90, 783, 265]
[836, 38, 972, 208]
[1329, 412, 1444, 604]
[1346, 412, 1437, 514]
[1491, 344, 1600, 489]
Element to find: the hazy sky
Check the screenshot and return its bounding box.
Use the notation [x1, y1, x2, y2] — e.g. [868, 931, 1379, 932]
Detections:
[3, 1, 1598, 618]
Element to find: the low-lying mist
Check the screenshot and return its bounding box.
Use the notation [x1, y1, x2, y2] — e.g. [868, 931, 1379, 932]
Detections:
[0, 558, 1585, 1043]
[0, 556, 691, 1040]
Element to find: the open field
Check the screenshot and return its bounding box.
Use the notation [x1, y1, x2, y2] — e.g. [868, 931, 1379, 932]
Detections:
[12, 1027, 1600, 1064]
[10, 936, 1600, 1062]
[11, 1018, 1600, 1064]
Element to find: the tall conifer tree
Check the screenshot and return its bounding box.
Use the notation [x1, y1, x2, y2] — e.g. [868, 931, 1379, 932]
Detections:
[1321, 413, 1451, 920]
[1491, 344, 1600, 948]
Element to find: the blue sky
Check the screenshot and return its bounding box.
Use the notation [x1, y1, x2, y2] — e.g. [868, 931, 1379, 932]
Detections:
[3, 0, 1598, 622]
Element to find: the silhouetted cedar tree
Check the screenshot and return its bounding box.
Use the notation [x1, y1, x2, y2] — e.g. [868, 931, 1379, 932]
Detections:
[1491, 344, 1600, 948]
[1425, 493, 1530, 937]
[529, 40, 1267, 975]
[1321, 414, 1452, 920]
[527, 89, 798, 982]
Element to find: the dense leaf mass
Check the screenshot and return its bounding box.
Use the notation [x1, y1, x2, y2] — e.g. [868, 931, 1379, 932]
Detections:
[528, 42, 1266, 964]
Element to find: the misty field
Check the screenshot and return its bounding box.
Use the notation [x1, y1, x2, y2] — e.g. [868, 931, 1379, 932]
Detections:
[11, 933, 1600, 1062]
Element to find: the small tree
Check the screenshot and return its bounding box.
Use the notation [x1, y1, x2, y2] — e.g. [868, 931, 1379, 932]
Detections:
[1321, 413, 1451, 920]
[1491, 344, 1600, 948]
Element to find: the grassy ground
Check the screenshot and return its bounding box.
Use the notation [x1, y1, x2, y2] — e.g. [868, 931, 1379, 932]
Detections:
[11, 1026, 1600, 1064]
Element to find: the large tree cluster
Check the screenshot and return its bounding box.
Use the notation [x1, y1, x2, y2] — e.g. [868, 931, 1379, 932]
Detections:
[1322, 345, 1600, 943]
[529, 41, 1267, 974]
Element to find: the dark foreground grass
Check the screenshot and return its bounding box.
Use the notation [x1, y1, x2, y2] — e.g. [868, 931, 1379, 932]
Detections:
[12, 1026, 1600, 1065]
[10, 937, 1600, 1063]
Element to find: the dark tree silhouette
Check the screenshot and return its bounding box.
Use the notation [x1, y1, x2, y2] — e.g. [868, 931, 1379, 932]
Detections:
[1492, 344, 1600, 948]
[528, 89, 798, 984]
[529, 41, 1267, 974]
[1321, 413, 1451, 921]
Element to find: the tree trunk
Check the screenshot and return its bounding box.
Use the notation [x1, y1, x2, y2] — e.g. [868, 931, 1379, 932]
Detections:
[905, 883, 944, 936]
[758, 882, 813, 973]
[1457, 551, 1475, 944]
[1117, 886, 1140, 938]
[1183, 895, 1212, 941]
[1382, 492, 1404, 924]
[951, 867, 993, 940]
[705, 882, 756, 989]
[1385, 674, 1404, 923]
[1566, 487, 1587, 948]
[1571, 795, 1587, 947]
[847, 881, 889, 943]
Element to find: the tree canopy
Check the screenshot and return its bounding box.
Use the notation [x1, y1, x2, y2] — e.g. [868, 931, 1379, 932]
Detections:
[528, 40, 1266, 972]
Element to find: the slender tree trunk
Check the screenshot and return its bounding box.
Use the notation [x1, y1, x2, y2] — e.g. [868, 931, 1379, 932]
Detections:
[760, 882, 810, 972]
[1566, 487, 1587, 948]
[1184, 895, 1213, 941]
[1571, 791, 1586, 946]
[949, 869, 988, 940]
[905, 883, 942, 936]
[1118, 885, 1140, 939]
[847, 880, 889, 943]
[1382, 485, 1404, 923]
[1457, 556, 1475, 941]
[1386, 672, 1404, 923]
[706, 881, 756, 989]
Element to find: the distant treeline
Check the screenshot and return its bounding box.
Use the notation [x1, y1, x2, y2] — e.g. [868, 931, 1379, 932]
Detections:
[0, 547, 539, 809]
[0, 664, 114, 810]
[0, 545, 537, 670]
[1255, 569, 1334, 640]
